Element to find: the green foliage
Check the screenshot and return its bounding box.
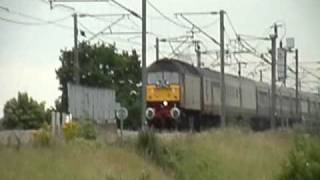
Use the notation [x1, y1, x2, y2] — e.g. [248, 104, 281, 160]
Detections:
[279, 135, 320, 180]
[32, 123, 52, 147]
[2, 92, 49, 129]
[63, 122, 80, 142]
[136, 130, 181, 174]
[136, 131, 162, 162]
[56, 42, 141, 129]
[78, 119, 97, 140]
[63, 119, 97, 141]
[0, 139, 170, 180]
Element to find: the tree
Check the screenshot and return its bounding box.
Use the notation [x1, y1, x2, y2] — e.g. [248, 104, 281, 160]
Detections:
[56, 42, 142, 129]
[2, 92, 49, 129]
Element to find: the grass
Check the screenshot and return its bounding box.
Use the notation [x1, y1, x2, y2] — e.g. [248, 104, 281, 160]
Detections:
[0, 128, 296, 180]
[0, 139, 171, 180]
[160, 128, 294, 180]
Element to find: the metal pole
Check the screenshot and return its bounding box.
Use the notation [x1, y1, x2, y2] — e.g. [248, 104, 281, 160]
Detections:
[238, 62, 241, 77]
[295, 49, 299, 119]
[141, 0, 147, 130]
[284, 49, 287, 87]
[238, 62, 242, 116]
[220, 10, 226, 127]
[260, 70, 263, 82]
[156, 37, 159, 61]
[270, 24, 277, 129]
[196, 42, 201, 68]
[73, 13, 80, 84]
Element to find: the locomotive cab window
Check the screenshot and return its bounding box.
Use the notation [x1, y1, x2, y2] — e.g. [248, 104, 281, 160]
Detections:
[148, 72, 179, 85]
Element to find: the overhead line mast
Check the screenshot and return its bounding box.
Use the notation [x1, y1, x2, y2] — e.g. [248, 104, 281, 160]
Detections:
[174, 10, 226, 127]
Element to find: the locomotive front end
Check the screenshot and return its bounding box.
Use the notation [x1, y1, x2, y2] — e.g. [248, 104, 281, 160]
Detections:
[146, 72, 181, 129]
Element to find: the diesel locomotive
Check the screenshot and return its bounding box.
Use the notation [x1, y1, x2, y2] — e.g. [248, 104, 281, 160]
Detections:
[145, 58, 320, 131]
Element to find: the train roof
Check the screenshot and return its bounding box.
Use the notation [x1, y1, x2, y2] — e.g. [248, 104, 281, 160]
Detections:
[147, 58, 200, 75]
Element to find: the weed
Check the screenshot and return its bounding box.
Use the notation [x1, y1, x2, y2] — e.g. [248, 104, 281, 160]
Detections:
[32, 123, 52, 147]
[279, 135, 320, 180]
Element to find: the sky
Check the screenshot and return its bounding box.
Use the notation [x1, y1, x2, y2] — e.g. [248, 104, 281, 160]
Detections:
[0, 0, 320, 117]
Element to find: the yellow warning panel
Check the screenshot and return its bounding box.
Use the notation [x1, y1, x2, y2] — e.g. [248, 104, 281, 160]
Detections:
[146, 84, 180, 102]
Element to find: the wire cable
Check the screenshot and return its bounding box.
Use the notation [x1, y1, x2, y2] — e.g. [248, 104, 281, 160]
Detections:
[0, 5, 72, 29]
[146, 0, 190, 29]
[225, 13, 238, 37]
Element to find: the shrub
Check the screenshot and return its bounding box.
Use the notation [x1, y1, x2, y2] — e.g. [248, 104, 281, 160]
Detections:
[279, 135, 320, 180]
[33, 123, 52, 147]
[136, 130, 162, 160]
[63, 122, 80, 142]
[2, 92, 48, 129]
[136, 130, 179, 170]
[63, 120, 97, 142]
[79, 119, 97, 140]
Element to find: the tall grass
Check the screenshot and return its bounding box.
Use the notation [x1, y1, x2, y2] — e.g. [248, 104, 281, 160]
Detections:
[0, 128, 298, 180]
[137, 128, 294, 180]
[278, 134, 320, 180]
[0, 139, 170, 180]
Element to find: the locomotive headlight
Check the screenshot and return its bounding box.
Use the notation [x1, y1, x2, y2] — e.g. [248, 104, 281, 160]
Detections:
[170, 107, 180, 120]
[145, 107, 155, 120]
[163, 101, 168, 106]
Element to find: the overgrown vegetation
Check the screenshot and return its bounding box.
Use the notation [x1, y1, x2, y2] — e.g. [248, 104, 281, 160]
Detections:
[0, 138, 169, 180]
[2, 92, 49, 129]
[2, 127, 311, 180]
[32, 122, 52, 147]
[279, 135, 320, 180]
[63, 122, 80, 142]
[136, 128, 294, 180]
[63, 119, 97, 142]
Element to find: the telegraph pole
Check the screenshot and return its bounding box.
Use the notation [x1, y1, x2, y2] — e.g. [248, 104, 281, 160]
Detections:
[73, 13, 80, 84]
[270, 24, 278, 129]
[295, 49, 299, 119]
[155, 37, 159, 61]
[141, 0, 147, 130]
[220, 10, 226, 127]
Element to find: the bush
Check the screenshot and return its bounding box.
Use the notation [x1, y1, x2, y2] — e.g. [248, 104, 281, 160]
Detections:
[79, 120, 97, 140]
[136, 130, 179, 170]
[2, 92, 49, 129]
[63, 120, 97, 142]
[279, 135, 320, 180]
[33, 123, 52, 147]
[63, 122, 80, 142]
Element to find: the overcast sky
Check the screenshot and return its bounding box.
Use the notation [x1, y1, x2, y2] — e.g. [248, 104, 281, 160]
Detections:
[0, 0, 320, 117]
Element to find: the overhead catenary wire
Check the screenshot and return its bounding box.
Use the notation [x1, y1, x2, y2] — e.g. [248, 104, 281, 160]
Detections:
[0, 15, 69, 28]
[88, 15, 126, 41]
[146, 0, 190, 29]
[0, 5, 72, 28]
[178, 14, 220, 46]
[225, 13, 238, 38]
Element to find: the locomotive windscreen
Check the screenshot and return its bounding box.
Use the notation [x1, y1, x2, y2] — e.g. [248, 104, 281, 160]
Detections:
[148, 72, 179, 84]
